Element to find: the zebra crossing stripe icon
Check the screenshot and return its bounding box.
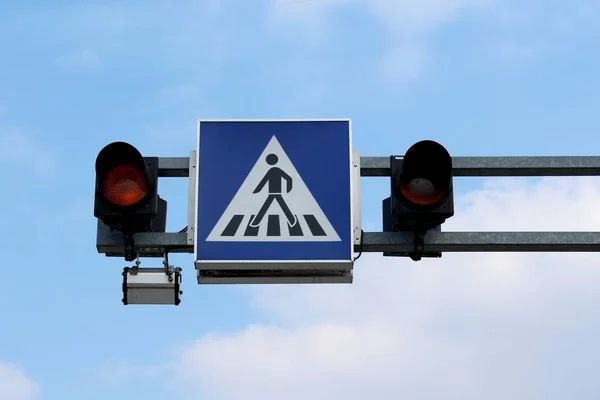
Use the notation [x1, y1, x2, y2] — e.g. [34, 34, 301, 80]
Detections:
[206, 135, 341, 242]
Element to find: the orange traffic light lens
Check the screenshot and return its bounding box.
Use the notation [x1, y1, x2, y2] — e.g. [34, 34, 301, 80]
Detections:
[102, 165, 149, 206]
[399, 177, 444, 205]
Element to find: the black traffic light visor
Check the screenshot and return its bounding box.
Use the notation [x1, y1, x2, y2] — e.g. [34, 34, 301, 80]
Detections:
[95, 142, 154, 208]
[397, 140, 452, 206]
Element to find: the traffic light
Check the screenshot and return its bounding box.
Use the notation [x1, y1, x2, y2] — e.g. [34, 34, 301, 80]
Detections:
[383, 140, 454, 260]
[94, 141, 167, 261]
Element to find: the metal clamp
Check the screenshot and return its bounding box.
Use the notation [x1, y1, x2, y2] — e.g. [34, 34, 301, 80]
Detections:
[163, 252, 175, 281]
[124, 236, 137, 262]
[409, 233, 425, 262]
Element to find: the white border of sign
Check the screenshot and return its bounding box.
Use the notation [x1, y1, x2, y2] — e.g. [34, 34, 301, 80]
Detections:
[193, 119, 356, 272]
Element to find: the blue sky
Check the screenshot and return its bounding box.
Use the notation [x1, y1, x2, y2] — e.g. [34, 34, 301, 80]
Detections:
[1, 0, 600, 399]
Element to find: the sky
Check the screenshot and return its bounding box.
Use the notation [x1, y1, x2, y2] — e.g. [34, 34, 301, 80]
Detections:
[1, 0, 600, 399]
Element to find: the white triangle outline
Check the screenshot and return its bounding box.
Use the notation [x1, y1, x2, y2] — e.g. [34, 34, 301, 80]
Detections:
[206, 135, 341, 242]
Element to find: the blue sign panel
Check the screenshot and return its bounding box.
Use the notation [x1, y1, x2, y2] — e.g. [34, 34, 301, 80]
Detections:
[195, 119, 353, 267]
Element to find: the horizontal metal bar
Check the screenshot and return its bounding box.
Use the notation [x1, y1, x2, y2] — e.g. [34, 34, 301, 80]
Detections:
[358, 231, 600, 252]
[158, 155, 600, 178]
[98, 230, 600, 257]
[158, 157, 190, 177]
[360, 156, 600, 177]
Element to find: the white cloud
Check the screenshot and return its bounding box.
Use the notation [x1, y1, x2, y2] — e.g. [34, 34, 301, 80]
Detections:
[269, 0, 599, 81]
[447, 177, 600, 231]
[269, 0, 492, 82]
[0, 363, 39, 400]
[105, 176, 600, 399]
[177, 323, 478, 400]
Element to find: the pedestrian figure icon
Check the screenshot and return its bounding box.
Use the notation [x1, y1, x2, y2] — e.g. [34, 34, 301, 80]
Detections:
[249, 153, 298, 228]
[205, 135, 341, 242]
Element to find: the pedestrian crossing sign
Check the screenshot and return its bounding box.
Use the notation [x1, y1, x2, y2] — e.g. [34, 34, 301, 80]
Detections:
[205, 135, 341, 242]
[194, 119, 354, 274]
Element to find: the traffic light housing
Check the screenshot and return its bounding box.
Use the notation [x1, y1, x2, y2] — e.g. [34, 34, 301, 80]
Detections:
[94, 142, 167, 261]
[383, 140, 454, 260]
